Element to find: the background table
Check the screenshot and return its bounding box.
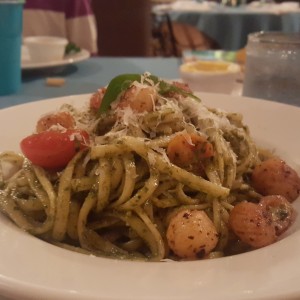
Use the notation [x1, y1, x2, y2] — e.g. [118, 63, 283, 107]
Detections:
[0, 57, 181, 109]
[0, 56, 299, 109]
[154, 1, 300, 50]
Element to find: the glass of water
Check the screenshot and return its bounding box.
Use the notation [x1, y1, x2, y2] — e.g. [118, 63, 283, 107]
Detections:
[242, 32, 300, 106]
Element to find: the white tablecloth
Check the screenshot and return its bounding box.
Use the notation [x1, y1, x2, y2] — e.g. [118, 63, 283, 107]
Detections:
[153, 0, 300, 50]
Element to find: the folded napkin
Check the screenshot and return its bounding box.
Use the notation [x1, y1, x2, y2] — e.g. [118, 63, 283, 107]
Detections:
[247, 1, 300, 14]
[171, 1, 217, 12]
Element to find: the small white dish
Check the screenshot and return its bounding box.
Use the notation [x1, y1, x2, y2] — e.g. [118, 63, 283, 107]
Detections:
[180, 60, 241, 94]
[23, 36, 68, 63]
[21, 46, 90, 70]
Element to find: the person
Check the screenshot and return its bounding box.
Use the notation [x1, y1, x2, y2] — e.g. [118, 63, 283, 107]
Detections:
[23, 0, 97, 54]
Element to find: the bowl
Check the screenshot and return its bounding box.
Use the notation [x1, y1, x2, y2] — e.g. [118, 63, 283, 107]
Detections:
[23, 36, 68, 62]
[179, 60, 241, 94]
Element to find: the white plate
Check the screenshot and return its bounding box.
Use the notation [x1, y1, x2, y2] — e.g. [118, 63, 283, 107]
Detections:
[21, 46, 90, 70]
[0, 93, 300, 300]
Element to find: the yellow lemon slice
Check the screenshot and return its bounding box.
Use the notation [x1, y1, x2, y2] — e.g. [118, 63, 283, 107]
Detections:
[181, 60, 240, 74]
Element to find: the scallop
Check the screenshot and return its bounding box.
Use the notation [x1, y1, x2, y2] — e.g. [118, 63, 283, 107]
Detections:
[36, 111, 75, 133]
[259, 195, 296, 236]
[229, 201, 277, 248]
[166, 209, 219, 259]
[251, 158, 300, 202]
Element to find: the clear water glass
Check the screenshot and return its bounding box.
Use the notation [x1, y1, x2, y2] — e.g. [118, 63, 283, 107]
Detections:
[242, 32, 300, 106]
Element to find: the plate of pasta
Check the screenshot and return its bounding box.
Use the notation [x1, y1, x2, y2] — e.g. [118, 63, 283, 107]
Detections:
[0, 73, 300, 300]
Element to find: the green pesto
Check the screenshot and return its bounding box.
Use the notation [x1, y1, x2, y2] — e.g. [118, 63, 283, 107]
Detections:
[65, 42, 81, 55]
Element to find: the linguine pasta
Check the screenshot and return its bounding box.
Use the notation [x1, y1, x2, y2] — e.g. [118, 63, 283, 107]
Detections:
[0, 73, 276, 261]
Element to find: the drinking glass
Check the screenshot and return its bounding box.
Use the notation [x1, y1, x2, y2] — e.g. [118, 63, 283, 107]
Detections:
[0, 0, 24, 96]
[242, 32, 300, 106]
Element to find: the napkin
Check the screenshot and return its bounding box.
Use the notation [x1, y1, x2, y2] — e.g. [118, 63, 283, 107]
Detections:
[247, 1, 300, 14]
[171, 1, 217, 12]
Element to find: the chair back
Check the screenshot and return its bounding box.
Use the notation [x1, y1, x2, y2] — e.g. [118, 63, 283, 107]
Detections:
[91, 0, 152, 56]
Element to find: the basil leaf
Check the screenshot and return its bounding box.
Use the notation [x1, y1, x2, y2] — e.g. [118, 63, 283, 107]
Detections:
[97, 74, 142, 115]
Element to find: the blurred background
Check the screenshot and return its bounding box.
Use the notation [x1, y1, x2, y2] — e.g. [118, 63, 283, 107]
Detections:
[22, 0, 300, 59]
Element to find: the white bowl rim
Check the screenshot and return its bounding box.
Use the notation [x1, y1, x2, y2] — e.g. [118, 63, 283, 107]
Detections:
[23, 36, 68, 46]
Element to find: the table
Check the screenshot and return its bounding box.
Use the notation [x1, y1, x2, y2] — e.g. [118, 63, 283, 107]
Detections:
[154, 1, 300, 50]
[0, 56, 299, 300]
[0, 56, 298, 109]
[0, 57, 181, 110]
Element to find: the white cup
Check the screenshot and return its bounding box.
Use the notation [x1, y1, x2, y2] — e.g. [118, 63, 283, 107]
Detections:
[179, 60, 241, 94]
[23, 36, 68, 62]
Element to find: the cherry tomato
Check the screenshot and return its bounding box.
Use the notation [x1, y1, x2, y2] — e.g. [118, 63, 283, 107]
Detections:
[36, 111, 75, 133]
[20, 129, 89, 170]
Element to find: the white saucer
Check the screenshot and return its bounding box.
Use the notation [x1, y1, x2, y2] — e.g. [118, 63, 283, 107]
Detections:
[21, 46, 90, 70]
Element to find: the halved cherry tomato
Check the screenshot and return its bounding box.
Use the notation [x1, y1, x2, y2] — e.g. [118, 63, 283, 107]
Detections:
[20, 129, 89, 170]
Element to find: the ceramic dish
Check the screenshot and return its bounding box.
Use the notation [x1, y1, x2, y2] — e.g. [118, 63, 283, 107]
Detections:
[21, 46, 90, 70]
[179, 60, 241, 94]
[23, 36, 68, 63]
[0, 93, 299, 300]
